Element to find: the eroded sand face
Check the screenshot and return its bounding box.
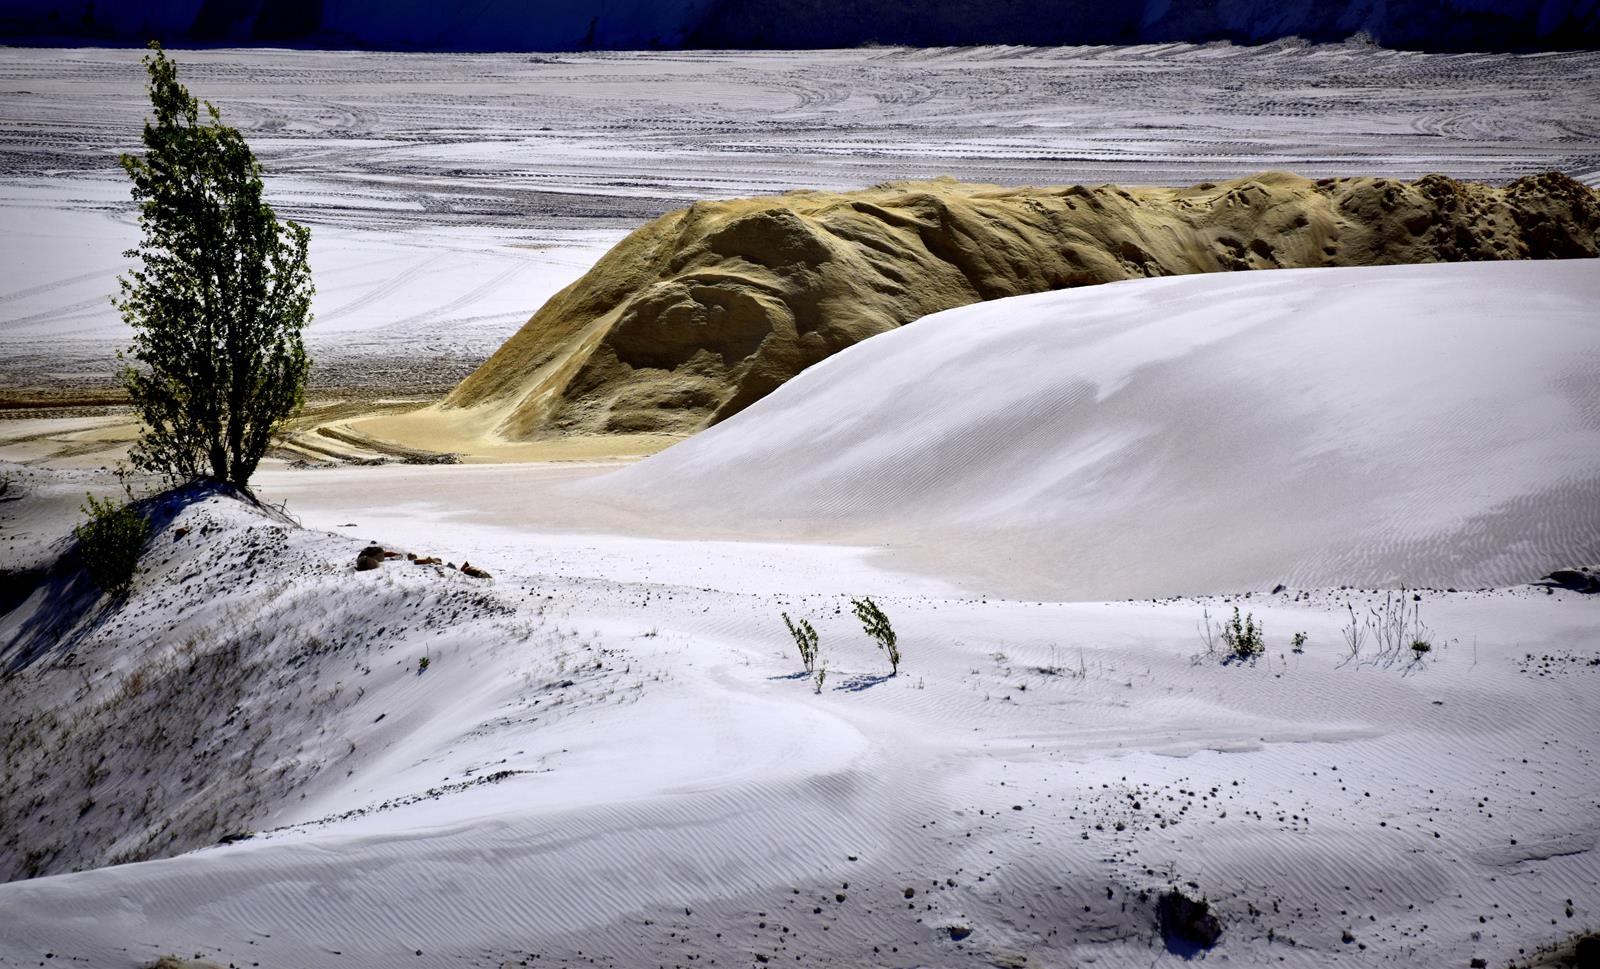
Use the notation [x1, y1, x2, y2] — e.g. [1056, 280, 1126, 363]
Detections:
[433, 172, 1600, 443]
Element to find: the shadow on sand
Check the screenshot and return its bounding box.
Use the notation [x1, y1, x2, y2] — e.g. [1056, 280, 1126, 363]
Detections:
[834, 672, 894, 692]
[0, 481, 263, 675]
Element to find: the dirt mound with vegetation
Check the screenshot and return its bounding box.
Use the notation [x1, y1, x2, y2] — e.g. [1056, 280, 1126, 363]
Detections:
[445, 171, 1600, 438]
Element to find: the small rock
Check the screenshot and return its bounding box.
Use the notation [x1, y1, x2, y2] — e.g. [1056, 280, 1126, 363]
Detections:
[1158, 889, 1222, 949]
[461, 561, 492, 579]
[947, 925, 973, 942]
[355, 554, 381, 571]
[1545, 568, 1600, 593]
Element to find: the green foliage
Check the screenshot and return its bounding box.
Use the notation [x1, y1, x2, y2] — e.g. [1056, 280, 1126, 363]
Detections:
[1221, 606, 1264, 661]
[813, 658, 828, 694]
[73, 493, 151, 594]
[851, 596, 900, 674]
[116, 42, 313, 490]
[1291, 631, 1307, 654]
[1409, 638, 1432, 657]
[782, 611, 820, 672]
[418, 656, 430, 674]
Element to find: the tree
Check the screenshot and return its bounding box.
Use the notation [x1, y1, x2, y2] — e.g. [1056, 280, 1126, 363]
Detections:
[115, 41, 312, 490]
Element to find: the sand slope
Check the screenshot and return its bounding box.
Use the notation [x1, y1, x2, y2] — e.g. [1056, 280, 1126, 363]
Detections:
[442, 171, 1600, 441]
[1, 459, 1597, 968]
[599, 259, 1600, 599]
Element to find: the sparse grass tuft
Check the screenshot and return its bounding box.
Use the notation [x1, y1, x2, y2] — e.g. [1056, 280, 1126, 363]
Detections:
[851, 596, 899, 674]
[782, 612, 820, 672]
[1340, 588, 1443, 670]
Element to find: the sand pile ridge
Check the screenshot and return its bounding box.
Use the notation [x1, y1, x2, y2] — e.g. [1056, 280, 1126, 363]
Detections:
[444, 170, 1600, 439]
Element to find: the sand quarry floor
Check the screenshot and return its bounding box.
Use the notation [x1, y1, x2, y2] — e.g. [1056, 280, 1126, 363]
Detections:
[1, 43, 1599, 969]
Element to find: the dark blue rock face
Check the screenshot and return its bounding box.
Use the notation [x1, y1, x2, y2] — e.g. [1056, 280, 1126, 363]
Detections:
[1, 0, 1595, 50]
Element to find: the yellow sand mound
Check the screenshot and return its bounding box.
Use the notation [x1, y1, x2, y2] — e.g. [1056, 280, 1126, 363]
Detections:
[442, 171, 1600, 440]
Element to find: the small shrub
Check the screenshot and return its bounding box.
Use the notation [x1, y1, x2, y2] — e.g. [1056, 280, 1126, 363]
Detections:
[73, 493, 150, 594]
[813, 658, 828, 694]
[1291, 631, 1307, 654]
[1410, 639, 1432, 658]
[417, 656, 430, 674]
[1221, 606, 1264, 661]
[782, 611, 820, 672]
[851, 596, 900, 674]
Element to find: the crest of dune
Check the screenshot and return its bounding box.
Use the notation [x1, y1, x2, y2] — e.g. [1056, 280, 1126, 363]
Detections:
[442, 171, 1600, 439]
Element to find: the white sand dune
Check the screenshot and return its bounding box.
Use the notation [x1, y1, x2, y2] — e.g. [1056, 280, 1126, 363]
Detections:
[2, 263, 1598, 968]
[600, 258, 1600, 599]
